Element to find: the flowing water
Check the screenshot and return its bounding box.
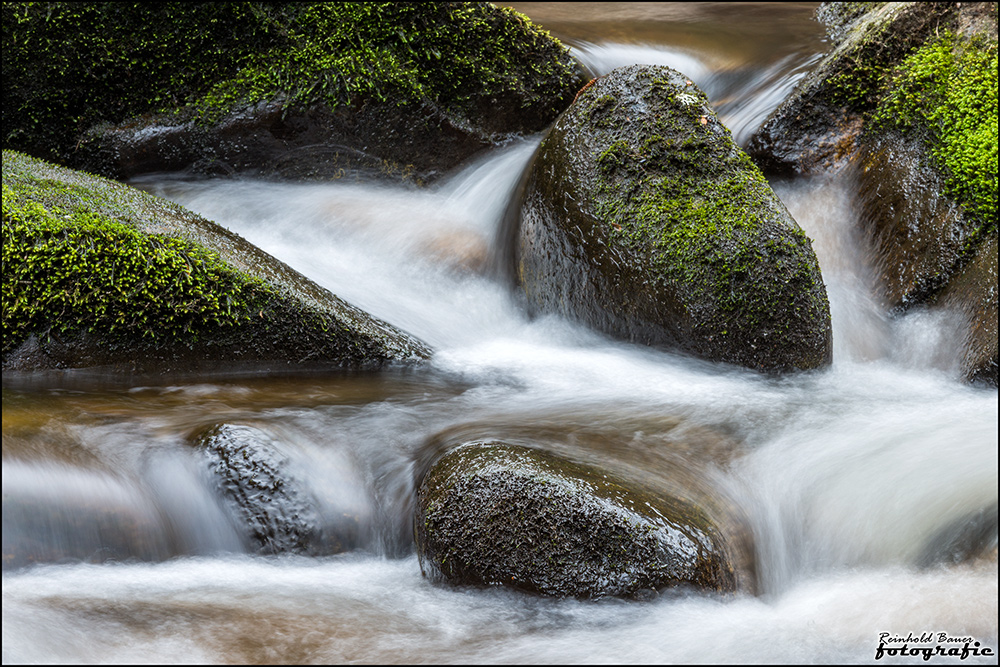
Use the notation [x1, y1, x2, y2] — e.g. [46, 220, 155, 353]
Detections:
[3, 3, 997, 664]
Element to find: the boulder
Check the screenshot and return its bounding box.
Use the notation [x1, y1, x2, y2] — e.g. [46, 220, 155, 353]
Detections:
[3, 3, 585, 184]
[195, 423, 365, 555]
[415, 441, 749, 599]
[2, 150, 431, 375]
[515, 64, 832, 372]
[746, 2, 997, 384]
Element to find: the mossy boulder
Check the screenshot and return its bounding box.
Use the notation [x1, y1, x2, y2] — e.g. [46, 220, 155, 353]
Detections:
[2, 150, 431, 375]
[415, 441, 748, 599]
[746, 2, 998, 384]
[514, 64, 832, 372]
[745, 2, 944, 176]
[195, 423, 365, 555]
[3, 2, 585, 184]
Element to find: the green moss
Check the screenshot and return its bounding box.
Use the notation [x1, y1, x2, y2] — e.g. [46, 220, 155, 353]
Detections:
[3, 2, 579, 162]
[591, 107, 819, 331]
[2, 151, 276, 354]
[2, 149, 431, 369]
[198, 4, 577, 124]
[823, 4, 959, 112]
[871, 30, 998, 237]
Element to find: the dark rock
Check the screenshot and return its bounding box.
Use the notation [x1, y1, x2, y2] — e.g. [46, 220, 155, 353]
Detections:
[855, 133, 973, 311]
[2, 150, 431, 375]
[415, 441, 750, 599]
[515, 64, 832, 372]
[196, 423, 363, 556]
[930, 234, 999, 385]
[73, 98, 498, 185]
[917, 503, 998, 568]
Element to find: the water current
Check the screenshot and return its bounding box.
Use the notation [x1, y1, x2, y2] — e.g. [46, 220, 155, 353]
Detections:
[3, 3, 997, 663]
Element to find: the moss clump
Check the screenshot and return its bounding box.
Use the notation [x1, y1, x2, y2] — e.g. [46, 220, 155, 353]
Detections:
[596, 125, 821, 333]
[2, 2, 287, 162]
[871, 30, 998, 237]
[3, 2, 580, 164]
[2, 160, 272, 354]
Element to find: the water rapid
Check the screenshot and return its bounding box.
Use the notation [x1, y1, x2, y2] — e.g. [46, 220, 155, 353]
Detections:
[3, 4, 996, 664]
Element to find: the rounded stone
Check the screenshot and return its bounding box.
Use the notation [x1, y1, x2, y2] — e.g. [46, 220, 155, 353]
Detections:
[515, 64, 832, 373]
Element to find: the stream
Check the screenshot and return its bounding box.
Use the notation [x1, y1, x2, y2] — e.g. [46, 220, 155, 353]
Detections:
[3, 3, 997, 664]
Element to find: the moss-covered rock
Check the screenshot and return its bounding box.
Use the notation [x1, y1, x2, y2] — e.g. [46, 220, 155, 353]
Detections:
[3, 2, 585, 184]
[195, 423, 364, 555]
[746, 2, 953, 176]
[514, 64, 832, 373]
[415, 441, 747, 599]
[2, 149, 431, 374]
[746, 2, 997, 384]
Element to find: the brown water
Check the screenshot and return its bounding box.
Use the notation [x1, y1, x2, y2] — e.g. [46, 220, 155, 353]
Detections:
[3, 4, 997, 664]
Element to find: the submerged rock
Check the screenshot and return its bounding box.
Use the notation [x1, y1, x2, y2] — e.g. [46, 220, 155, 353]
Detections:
[1, 477, 172, 569]
[2, 150, 431, 375]
[4, 3, 585, 184]
[917, 503, 999, 569]
[195, 423, 364, 556]
[415, 441, 749, 599]
[747, 2, 997, 384]
[515, 64, 832, 372]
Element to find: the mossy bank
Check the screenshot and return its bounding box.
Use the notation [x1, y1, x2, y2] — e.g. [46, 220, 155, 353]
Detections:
[516, 65, 832, 373]
[747, 2, 998, 384]
[2, 150, 430, 375]
[3, 2, 585, 183]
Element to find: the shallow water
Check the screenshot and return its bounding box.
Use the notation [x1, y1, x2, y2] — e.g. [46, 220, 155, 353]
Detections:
[3, 3, 997, 664]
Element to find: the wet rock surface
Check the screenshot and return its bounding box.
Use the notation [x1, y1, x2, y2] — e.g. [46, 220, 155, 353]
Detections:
[515, 64, 832, 373]
[195, 423, 362, 556]
[917, 503, 999, 568]
[746, 3, 952, 176]
[74, 98, 501, 185]
[415, 440, 749, 599]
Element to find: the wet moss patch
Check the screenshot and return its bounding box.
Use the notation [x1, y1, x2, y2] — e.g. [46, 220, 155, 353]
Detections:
[3, 181, 265, 354]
